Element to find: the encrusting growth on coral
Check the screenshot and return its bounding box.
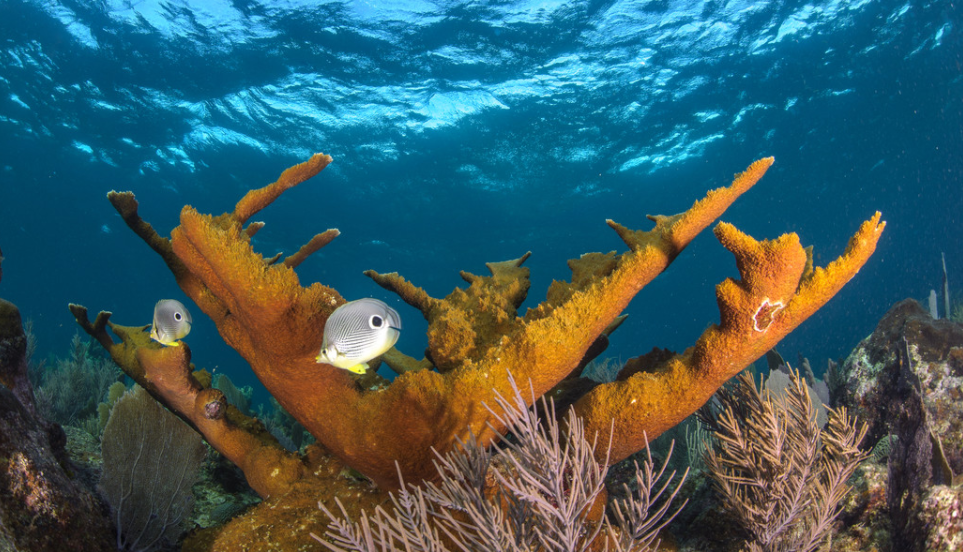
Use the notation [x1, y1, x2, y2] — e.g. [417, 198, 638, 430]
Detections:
[69, 153, 883, 548]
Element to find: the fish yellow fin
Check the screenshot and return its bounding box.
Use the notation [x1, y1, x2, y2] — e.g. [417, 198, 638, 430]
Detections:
[345, 363, 369, 375]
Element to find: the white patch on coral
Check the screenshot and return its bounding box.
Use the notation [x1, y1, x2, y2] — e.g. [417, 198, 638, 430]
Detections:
[752, 297, 785, 333]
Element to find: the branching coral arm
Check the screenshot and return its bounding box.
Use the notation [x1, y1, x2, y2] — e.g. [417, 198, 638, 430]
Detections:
[573, 212, 884, 466]
[68, 305, 303, 499]
[85, 152, 882, 495]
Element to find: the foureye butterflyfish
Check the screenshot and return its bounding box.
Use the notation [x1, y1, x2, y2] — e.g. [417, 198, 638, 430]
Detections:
[150, 299, 192, 346]
[316, 298, 401, 374]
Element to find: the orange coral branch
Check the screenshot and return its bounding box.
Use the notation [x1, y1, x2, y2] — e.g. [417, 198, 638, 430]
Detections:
[284, 229, 340, 268]
[108, 191, 184, 276]
[365, 270, 442, 315]
[67, 304, 301, 498]
[233, 153, 332, 224]
[573, 214, 885, 465]
[245, 221, 266, 238]
[381, 348, 434, 375]
[84, 152, 882, 497]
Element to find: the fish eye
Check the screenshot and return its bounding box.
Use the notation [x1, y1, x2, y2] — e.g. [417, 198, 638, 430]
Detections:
[174, 312, 182, 321]
[369, 315, 384, 329]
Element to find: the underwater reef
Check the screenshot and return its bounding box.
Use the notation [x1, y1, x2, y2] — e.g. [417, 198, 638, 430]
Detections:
[55, 153, 884, 550]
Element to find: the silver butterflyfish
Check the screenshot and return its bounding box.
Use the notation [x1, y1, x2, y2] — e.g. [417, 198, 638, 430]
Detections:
[150, 299, 192, 346]
[316, 298, 401, 374]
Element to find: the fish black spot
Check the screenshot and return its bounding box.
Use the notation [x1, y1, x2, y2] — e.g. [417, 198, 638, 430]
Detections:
[174, 312, 183, 321]
[369, 315, 384, 329]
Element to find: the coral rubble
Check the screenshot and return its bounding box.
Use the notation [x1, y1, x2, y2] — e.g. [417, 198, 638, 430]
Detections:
[69, 154, 884, 549]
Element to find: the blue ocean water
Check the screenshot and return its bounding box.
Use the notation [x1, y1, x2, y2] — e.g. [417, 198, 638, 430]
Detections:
[0, 0, 959, 402]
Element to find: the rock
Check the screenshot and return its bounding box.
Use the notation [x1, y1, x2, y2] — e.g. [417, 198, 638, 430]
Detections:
[828, 462, 892, 552]
[836, 298, 963, 552]
[0, 298, 114, 552]
[917, 485, 963, 551]
[837, 299, 963, 468]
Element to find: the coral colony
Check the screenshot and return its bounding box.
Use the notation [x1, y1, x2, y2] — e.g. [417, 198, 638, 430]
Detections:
[58, 154, 883, 549]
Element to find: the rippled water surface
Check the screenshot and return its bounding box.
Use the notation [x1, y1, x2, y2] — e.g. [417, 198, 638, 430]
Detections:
[0, 0, 959, 391]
